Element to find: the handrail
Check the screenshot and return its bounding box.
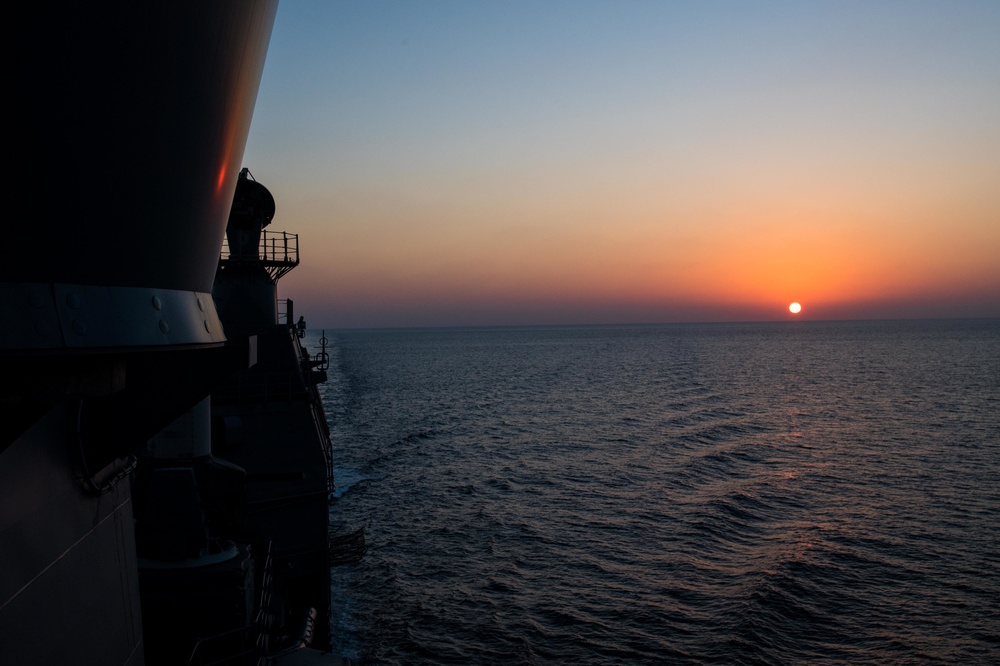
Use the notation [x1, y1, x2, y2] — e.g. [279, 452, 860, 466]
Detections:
[220, 230, 299, 282]
[220, 230, 299, 264]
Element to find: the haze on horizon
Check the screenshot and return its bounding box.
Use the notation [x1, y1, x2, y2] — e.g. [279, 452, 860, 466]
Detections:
[243, 1, 1000, 329]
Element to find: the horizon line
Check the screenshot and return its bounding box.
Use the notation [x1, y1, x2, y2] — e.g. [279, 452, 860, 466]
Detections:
[305, 315, 1000, 333]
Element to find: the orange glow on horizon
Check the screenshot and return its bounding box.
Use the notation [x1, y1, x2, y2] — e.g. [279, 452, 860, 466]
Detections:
[241, 3, 1000, 328]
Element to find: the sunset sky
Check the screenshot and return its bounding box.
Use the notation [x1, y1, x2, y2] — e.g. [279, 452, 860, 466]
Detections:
[242, 1, 999, 328]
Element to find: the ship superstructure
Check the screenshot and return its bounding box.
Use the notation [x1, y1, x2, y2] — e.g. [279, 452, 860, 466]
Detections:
[128, 169, 338, 664]
[2, 3, 346, 664]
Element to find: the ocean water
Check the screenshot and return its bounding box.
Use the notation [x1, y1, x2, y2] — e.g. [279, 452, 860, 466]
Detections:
[313, 320, 1000, 665]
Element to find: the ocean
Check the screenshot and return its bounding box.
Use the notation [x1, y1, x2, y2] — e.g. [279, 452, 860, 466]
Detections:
[313, 319, 1000, 665]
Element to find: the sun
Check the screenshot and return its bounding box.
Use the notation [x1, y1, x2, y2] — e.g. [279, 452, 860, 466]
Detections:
[788, 302, 802, 314]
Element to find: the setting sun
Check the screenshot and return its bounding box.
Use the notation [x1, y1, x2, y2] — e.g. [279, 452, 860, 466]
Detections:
[789, 302, 802, 314]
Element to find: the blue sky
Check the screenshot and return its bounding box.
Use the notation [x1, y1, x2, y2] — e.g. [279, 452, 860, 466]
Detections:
[244, 1, 1000, 328]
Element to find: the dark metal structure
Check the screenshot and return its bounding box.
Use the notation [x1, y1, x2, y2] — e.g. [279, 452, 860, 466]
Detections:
[1, 3, 346, 664]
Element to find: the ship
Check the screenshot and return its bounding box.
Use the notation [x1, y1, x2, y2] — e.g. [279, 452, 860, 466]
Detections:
[2, 3, 357, 664]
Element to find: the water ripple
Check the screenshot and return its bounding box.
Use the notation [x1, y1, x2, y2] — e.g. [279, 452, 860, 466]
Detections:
[321, 321, 1000, 664]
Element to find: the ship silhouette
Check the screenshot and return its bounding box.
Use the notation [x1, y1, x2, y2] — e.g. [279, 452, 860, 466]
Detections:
[2, 3, 356, 663]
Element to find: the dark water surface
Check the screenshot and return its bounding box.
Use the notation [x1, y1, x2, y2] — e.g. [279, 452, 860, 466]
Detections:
[314, 320, 1000, 664]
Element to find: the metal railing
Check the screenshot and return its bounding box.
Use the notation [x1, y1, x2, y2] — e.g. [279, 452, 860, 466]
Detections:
[220, 231, 299, 283]
[259, 230, 298, 264]
[220, 230, 299, 264]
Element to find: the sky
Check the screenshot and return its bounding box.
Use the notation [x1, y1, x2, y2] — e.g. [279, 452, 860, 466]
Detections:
[242, 1, 1000, 329]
